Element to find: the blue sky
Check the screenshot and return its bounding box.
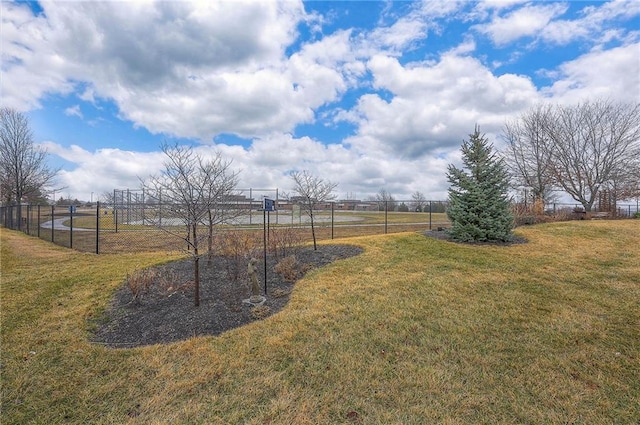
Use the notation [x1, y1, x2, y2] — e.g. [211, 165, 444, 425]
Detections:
[2, 0, 639, 202]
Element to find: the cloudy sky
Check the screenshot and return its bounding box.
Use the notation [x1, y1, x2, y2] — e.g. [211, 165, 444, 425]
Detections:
[2, 0, 639, 203]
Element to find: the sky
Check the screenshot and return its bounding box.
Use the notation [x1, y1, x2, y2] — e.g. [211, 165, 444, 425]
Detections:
[2, 0, 639, 203]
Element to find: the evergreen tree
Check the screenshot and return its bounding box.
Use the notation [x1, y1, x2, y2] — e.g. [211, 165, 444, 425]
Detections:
[446, 126, 513, 242]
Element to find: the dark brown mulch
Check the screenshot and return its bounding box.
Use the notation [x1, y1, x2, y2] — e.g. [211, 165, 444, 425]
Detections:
[91, 245, 363, 348]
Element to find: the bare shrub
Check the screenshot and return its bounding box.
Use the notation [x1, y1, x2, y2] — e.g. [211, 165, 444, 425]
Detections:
[270, 288, 291, 298]
[251, 305, 271, 320]
[126, 268, 157, 304]
[157, 268, 178, 291]
[273, 255, 299, 282]
[268, 226, 305, 260]
[214, 231, 261, 283]
[553, 207, 576, 222]
[273, 255, 313, 283]
[511, 198, 552, 226]
[154, 268, 192, 297]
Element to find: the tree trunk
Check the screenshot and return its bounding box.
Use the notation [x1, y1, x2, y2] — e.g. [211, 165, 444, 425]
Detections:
[192, 223, 200, 307]
[207, 210, 213, 266]
[310, 209, 317, 250]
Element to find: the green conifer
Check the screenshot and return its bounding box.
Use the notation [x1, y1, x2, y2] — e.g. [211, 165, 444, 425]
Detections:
[446, 126, 513, 242]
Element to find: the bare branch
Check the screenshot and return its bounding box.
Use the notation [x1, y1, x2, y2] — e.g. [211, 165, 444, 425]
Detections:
[290, 170, 338, 250]
[0, 108, 59, 204]
[545, 100, 640, 211]
[502, 100, 640, 211]
[140, 142, 241, 306]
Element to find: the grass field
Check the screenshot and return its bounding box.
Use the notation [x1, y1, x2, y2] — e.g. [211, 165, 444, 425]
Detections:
[1, 220, 639, 424]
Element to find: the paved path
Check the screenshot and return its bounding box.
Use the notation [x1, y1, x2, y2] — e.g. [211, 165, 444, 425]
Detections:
[40, 218, 93, 231]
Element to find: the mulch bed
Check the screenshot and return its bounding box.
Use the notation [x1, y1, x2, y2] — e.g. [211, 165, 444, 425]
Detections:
[91, 245, 363, 348]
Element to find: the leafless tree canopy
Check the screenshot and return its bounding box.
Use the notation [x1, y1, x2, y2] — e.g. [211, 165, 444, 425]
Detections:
[141, 142, 240, 306]
[411, 190, 426, 211]
[0, 108, 58, 204]
[502, 104, 556, 205]
[502, 100, 640, 211]
[374, 188, 397, 210]
[290, 170, 337, 250]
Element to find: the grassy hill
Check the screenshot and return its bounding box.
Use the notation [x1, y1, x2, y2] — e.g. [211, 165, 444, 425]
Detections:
[1, 220, 638, 424]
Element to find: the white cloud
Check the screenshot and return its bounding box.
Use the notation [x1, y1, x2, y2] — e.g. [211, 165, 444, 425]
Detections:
[542, 0, 640, 46]
[474, 0, 640, 47]
[0, 2, 74, 111]
[41, 133, 458, 202]
[1, 1, 318, 139]
[39, 142, 165, 198]
[343, 53, 539, 159]
[447, 37, 477, 56]
[64, 105, 83, 119]
[363, 0, 465, 55]
[478, 0, 529, 11]
[474, 2, 569, 46]
[3, 0, 638, 204]
[541, 42, 640, 103]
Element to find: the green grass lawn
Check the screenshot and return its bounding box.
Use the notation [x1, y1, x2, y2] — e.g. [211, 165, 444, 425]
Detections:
[1, 221, 639, 424]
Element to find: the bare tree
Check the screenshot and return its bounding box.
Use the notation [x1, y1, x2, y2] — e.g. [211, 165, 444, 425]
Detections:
[410, 190, 426, 212]
[290, 170, 338, 250]
[503, 100, 640, 212]
[100, 191, 116, 205]
[141, 143, 240, 306]
[611, 163, 640, 201]
[545, 100, 640, 211]
[375, 188, 396, 211]
[199, 153, 240, 265]
[0, 108, 58, 206]
[501, 104, 556, 207]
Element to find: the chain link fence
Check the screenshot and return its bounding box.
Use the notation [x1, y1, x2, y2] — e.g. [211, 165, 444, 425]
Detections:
[3, 197, 638, 254]
[1, 199, 451, 254]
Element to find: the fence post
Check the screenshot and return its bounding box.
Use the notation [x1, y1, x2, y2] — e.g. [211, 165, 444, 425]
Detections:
[384, 200, 388, 234]
[331, 202, 334, 239]
[263, 208, 267, 295]
[51, 205, 55, 243]
[429, 201, 432, 230]
[26, 204, 30, 235]
[96, 202, 100, 254]
[37, 205, 41, 238]
[158, 188, 162, 228]
[70, 205, 73, 249]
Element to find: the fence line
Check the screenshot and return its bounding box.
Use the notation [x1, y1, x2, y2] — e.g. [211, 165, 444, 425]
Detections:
[1, 200, 637, 254]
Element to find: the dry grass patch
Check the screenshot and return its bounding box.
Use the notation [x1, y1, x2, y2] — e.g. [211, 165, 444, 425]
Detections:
[2, 221, 639, 424]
